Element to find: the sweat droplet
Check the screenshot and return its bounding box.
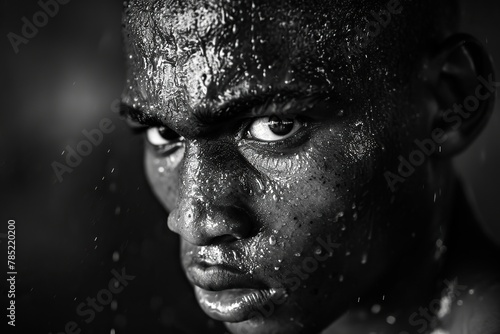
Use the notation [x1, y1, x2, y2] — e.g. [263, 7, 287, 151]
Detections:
[361, 253, 367, 264]
[371, 304, 381, 314]
[335, 211, 344, 222]
[269, 235, 276, 246]
[314, 247, 322, 255]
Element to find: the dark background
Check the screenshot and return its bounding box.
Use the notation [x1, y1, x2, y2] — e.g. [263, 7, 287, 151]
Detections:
[0, 0, 499, 333]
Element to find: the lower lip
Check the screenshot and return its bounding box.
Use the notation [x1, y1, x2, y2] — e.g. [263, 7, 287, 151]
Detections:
[194, 286, 286, 323]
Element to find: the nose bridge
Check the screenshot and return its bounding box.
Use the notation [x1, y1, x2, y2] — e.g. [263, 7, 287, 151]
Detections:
[181, 140, 240, 204]
[179, 141, 205, 203]
[168, 139, 252, 245]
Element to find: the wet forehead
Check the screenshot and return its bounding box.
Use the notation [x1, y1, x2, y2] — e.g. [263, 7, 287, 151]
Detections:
[122, 0, 385, 121]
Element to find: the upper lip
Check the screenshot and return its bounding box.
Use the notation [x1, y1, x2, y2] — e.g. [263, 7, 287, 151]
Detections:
[185, 261, 265, 291]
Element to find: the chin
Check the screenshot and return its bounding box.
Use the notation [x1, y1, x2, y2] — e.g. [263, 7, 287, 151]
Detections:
[221, 309, 332, 334]
[224, 318, 301, 334]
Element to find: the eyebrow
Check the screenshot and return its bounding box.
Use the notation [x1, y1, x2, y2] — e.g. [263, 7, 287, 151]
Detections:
[120, 89, 341, 129]
[119, 103, 160, 129]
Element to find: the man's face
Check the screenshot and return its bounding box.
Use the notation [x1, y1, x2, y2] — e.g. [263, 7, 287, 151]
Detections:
[122, 0, 437, 333]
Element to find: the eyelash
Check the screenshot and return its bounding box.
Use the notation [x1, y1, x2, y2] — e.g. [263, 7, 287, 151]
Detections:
[241, 118, 310, 151]
[144, 116, 311, 155]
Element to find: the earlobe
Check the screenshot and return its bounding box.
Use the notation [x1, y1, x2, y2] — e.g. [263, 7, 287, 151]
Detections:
[421, 33, 497, 157]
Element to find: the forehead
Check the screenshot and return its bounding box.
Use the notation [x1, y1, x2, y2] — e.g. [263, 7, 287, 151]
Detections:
[122, 0, 394, 122]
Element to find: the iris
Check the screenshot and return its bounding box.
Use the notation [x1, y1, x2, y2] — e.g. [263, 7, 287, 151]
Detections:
[267, 116, 295, 136]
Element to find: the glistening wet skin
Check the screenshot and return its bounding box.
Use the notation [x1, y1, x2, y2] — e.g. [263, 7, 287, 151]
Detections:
[120, 1, 500, 333]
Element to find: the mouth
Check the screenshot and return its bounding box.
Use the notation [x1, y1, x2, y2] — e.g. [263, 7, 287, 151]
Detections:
[187, 263, 287, 322]
[194, 286, 285, 322]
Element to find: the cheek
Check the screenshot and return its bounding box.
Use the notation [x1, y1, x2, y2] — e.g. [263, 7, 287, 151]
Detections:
[253, 122, 386, 279]
[144, 146, 181, 212]
[258, 122, 380, 231]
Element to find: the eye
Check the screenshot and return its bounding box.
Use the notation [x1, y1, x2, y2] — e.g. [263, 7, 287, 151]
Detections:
[246, 115, 303, 142]
[146, 126, 181, 146]
[146, 127, 184, 156]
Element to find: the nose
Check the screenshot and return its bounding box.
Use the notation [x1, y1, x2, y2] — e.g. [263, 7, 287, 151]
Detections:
[167, 198, 253, 245]
[167, 141, 254, 246]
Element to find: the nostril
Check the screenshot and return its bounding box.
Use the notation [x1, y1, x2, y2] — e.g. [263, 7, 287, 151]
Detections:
[167, 197, 254, 246]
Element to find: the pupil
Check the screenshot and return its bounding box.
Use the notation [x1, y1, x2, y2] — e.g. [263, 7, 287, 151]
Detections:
[159, 126, 179, 140]
[268, 116, 294, 136]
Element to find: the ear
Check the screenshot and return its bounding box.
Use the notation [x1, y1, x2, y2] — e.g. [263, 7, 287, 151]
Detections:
[420, 33, 497, 157]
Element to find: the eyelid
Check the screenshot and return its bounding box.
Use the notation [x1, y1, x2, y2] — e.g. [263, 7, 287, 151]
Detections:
[119, 103, 145, 128]
[245, 116, 304, 142]
[146, 126, 183, 146]
[145, 127, 186, 158]
[119, 102, 170, 132]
